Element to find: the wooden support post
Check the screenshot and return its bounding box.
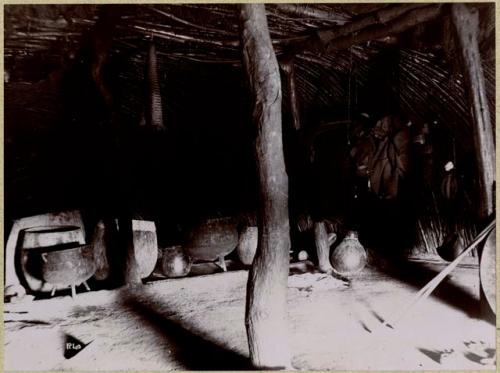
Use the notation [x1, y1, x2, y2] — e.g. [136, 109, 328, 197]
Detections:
[92, 220, 110, 281]
[314, 221, 335, 274]
[120, 219, 143, 286]
[239, 4, 291, 369]
[451, 4, 495, 220]
[280, 60, 301, 130]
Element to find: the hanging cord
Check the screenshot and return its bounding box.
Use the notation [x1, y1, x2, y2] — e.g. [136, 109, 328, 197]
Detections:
[347, 47, 353, 146]
[452, 137, 456, 166]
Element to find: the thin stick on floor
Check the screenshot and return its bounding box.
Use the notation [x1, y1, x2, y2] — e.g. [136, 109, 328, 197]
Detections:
[381, 219, 495, 329]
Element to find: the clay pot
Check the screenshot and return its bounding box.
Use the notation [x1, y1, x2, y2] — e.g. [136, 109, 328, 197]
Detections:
[437, 232, 464, 262]
[236, 226, 258, 265]
[41, 244, 96, 288]
[184, 217, 238, 262]
[20, 225, 86, 293]
[330, 231, 367, 277]
[157, 246, 192, 278]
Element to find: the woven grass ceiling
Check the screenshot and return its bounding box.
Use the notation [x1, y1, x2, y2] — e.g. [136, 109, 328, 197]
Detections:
[4, 3, 495, 149]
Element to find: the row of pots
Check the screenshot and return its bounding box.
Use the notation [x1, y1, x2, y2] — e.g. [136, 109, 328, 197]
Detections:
[20, 217, 368, 292]
[18, 219, 259, 291]
[156, 223, 258, 278]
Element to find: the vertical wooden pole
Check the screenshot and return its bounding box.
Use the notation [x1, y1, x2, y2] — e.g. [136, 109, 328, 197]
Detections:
[239, 4, 291, 369]
[120, 219, 142, 285]
[314, 221, 335, 274]
[451, 4, 495, 220]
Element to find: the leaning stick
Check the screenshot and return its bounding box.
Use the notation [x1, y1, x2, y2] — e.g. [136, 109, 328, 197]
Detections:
[383, 219, 495, 329]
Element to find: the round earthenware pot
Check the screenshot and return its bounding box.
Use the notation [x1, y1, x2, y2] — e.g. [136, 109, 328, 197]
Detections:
[41, 244, 96, 288]
[236, 226, 258, 266]
[157, 246, 192, 278]
[330, 231, 367, 277]
[184, 217, 238, 262]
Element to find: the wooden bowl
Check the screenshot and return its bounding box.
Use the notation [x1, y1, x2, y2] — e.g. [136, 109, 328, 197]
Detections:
[22, 225, 84, 250]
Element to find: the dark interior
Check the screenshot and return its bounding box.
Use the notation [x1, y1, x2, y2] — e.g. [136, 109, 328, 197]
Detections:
[4, 3, 495, 257]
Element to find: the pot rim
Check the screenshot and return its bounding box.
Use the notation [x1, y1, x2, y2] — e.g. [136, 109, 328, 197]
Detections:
[38, 243, 90, 254]
[23, 225, 81, 234]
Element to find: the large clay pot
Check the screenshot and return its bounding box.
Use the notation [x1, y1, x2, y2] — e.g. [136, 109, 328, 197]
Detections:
[437, 232, 464, 262]
[184, 217, 238, 262]
[157, 246, 192, 278]
[236, 226, 258, 265]
[41, 244, 96, 288]
[20, 225, 86, 293]
[330, 231, 367, 277]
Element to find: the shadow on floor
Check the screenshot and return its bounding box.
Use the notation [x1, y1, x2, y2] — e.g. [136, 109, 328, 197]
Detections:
[122, 295, 252, 370]
[374, 257, 489, 322]
[417, 347, 444, 364]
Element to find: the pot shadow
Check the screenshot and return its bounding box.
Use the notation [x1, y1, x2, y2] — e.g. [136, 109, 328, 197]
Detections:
[417, 347, 443, 363]
[121, 295, 252, 370]
[463, 341, 496, 365]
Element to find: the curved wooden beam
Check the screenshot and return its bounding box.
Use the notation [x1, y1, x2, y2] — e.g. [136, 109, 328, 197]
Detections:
[282, 4, 442, 59]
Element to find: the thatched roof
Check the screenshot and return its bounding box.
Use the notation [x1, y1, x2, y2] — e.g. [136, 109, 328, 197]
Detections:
[3, 3, 495, 257]
[5, 3, 494, 150]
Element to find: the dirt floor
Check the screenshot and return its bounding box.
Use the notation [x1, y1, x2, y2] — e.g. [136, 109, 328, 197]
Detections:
[4, 257, 497, 371]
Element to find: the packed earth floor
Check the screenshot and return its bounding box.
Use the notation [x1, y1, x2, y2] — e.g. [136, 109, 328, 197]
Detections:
[4, 257, 496, 371]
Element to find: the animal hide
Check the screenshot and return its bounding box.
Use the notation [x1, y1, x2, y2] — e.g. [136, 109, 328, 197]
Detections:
[351, 115, 410, 199]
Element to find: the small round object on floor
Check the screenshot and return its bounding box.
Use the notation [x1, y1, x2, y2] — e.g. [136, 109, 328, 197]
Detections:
[158, 246, 192, 278]
[330, 231, 367, 277]
[298, 250, 309, 261]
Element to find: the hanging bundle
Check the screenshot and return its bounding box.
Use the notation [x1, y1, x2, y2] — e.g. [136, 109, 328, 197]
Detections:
[351, 115, 410, 199]
[441, 139, 458, 201]
[441, 161, 458, 200]
[146, 41, 165, 130]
